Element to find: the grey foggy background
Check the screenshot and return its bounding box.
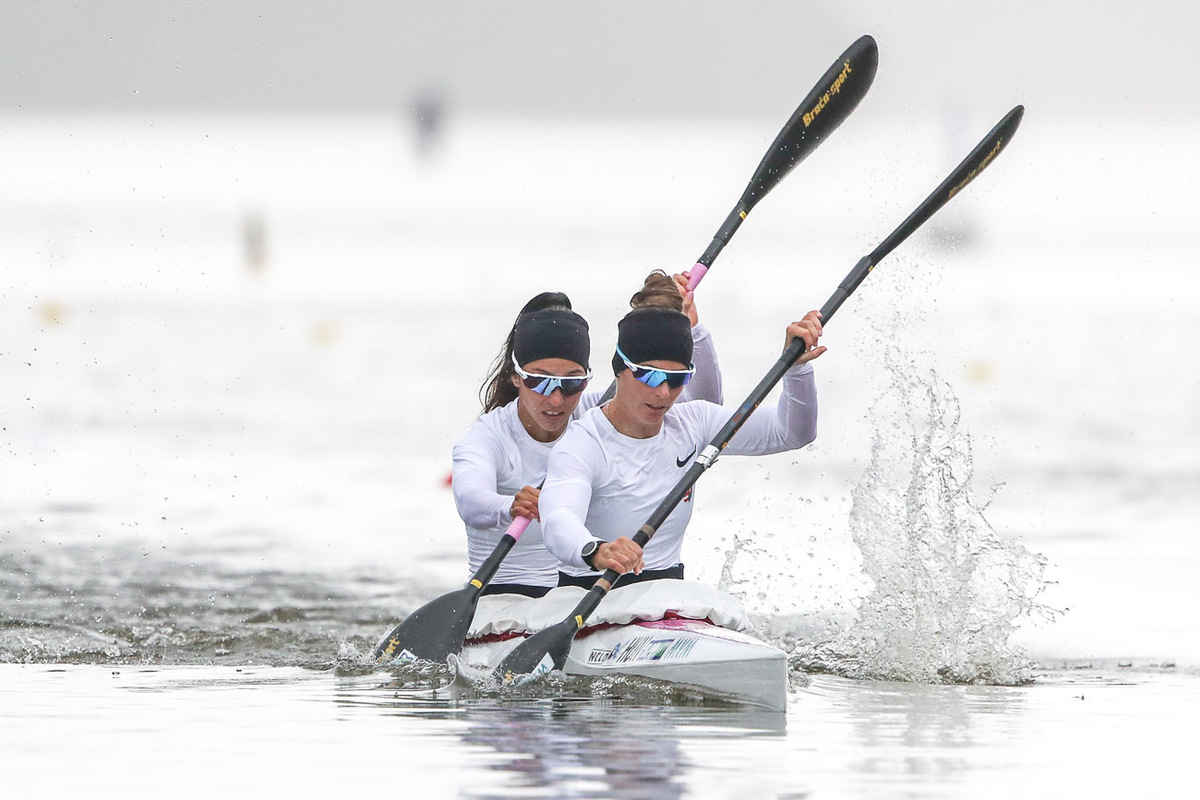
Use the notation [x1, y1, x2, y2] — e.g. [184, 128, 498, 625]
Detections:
[2, 0, 1193, 119]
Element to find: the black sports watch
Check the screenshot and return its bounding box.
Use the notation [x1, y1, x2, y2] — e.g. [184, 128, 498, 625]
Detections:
[580, 540, 602, 570]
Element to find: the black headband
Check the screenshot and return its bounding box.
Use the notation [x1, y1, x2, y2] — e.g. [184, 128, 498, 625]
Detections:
[513, 308, 591, 370]
[612, 308, 692, 374]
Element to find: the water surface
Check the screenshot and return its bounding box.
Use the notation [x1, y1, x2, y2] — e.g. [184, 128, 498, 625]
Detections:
[2, 113, 1197, 797]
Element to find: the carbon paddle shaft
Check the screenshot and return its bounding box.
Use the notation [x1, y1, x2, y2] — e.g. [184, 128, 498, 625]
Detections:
[497, 103, 1026, 680]
[468, 521, 530, 589]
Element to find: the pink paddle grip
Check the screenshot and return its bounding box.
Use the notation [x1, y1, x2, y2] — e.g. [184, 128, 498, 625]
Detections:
[687, 263, 708, 291]
[506, 515, 533, 542]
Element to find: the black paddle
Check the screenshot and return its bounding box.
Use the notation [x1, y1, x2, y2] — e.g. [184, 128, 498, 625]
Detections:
[597, 33, 880, 404]
[373, 491, 540, 663]
[496, 104, 1026, 682]
[684, 33, 878, 291]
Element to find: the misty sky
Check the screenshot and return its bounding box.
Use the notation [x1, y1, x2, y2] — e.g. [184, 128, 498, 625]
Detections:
[2, 1, 1194, 119]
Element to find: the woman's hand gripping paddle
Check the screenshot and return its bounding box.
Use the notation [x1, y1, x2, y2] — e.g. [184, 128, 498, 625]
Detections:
[373, 510, 536, 664]
[496, 105, 1026, 683]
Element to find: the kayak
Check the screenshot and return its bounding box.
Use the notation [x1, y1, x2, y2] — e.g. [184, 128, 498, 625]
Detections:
[456, 580, 788, 711]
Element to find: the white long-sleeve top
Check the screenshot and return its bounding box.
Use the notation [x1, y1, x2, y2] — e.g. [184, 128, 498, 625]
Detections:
[451, 323, 723, 587]
[539, 362, 816, 576]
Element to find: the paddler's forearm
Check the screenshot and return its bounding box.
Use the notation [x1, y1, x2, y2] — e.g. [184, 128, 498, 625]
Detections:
[540, 482, 596, 570]
[681, 322, 723, 405]
[725, 363, 817, 455]
[451, 453, 518, 529]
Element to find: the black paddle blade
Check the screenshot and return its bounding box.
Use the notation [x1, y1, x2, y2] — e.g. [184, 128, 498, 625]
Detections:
[870, 104, 1025, 267]
[494, 618, 579, 684]
[372, 585, 479, 664]
[742, 34, 878, 210]
[817, 105, 1026, 329]
[696, 34, 879, 271]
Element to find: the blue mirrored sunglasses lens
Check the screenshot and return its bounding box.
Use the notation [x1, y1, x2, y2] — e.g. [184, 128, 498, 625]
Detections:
[522, 375, 588, 396]
[638, 369, 667, 388]
[632, 368, 691, 390]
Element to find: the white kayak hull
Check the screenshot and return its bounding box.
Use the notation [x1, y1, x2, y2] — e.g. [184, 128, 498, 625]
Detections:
[460, 616, 788, 711]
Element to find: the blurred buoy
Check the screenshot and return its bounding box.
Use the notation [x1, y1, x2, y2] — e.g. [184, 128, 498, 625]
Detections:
[242, 210, 267, 276]
[38, 301, 67, 326]
[411, 89, 446, 158]
[311, 319, 339, 347]
[965, 359, 993, 384]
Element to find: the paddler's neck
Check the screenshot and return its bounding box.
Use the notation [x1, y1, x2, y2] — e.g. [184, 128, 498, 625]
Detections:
[602, 392, 665, 440]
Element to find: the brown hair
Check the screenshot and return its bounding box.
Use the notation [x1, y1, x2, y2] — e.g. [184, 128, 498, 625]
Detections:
[480, 292, 574, 413]
[629, 270, 683, 312]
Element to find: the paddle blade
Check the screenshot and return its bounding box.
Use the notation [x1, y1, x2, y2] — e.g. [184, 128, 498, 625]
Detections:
[741, 34, 878, 211]
[495, 617, 579, 684]
[372, 586, 479, 664]
[692, 34, 879, 280]
[870, 104, 1025, 266]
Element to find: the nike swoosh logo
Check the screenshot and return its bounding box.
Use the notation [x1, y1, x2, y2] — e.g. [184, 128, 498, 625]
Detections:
[676, 448, 696, 468]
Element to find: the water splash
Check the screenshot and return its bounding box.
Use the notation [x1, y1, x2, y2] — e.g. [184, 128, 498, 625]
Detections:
[794, 347, 1050, 685]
